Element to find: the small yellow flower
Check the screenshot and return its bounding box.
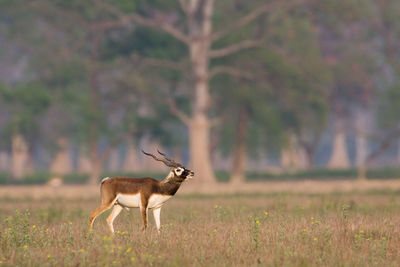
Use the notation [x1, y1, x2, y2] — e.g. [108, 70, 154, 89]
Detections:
[23, 245, 28, 249]
[69, 221, 72, 225]
[214, 205, 218, 209]
[359, 230, 364, 233]
[213, 229, 217, 233]
[79, 249, 85, 253]
[47, 254, 51, 259]
[130, 256, 135, 262]
[302, 229, 307, 232]
[264, 211, 268, 216]
[7, 228, 11, 231]
[234, 229, 239, 233]
[313, 237, 318, 241]
[45, 228, 49, 232]
[121, 231, 126, 235]
[126, 248, 131, 253]
[32, 225, 36, 228]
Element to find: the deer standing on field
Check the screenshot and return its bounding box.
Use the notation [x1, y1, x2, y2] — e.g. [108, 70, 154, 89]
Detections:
[89, 150, 194, 233]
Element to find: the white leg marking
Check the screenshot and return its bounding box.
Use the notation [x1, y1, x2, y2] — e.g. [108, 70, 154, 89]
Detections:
[153, 207, 161, 233]
[107, 205, 123, 233]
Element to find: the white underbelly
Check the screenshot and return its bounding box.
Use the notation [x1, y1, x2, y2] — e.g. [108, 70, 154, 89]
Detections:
[116, 193, 171, 209]
[116, 193, 141, 208]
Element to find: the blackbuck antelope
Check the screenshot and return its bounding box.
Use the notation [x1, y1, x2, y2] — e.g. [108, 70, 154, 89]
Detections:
[89, 150, 194, 233]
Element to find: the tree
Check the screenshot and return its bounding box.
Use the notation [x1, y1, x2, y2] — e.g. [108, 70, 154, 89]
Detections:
[90, 0, 312, 183]
[0, 83, 51, 179]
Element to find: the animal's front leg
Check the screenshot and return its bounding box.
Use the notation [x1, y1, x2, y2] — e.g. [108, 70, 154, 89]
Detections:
[140, 194, 149, 232]
[153, 207, 161, 233]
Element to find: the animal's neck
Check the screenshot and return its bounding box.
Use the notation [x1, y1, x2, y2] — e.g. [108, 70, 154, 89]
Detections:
[160, 171, 183, 196]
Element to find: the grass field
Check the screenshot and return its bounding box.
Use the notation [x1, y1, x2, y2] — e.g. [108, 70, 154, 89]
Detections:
[1, 190, 400, 266]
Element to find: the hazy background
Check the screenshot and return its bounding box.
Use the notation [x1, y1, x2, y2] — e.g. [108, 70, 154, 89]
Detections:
[0, 0, 400, 185]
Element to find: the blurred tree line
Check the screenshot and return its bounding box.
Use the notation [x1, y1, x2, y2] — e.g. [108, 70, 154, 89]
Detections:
[0, 0, 399, 184]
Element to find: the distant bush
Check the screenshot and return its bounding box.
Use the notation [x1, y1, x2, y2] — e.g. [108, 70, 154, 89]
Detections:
[0, 167, 399, 185]
[0, 172, 8, 184]
[63, 173, 89, 184]
[366, 168, 400, 179]
[20, 172, 52, 185]
[246, 168, 400, 181]
[215, 171, 230, 182]
[246, 168, 358, 181]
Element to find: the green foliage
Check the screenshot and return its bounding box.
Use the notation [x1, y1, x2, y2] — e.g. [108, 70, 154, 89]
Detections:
[63, 173, 89, 184]
[0, 82, 51, 141]
[104, 27, 187, 61]
[18, 172, 52, 185]
[246, 168, 400, 181]
[377, 84, 400, 129]
[0, 172, 8, 184]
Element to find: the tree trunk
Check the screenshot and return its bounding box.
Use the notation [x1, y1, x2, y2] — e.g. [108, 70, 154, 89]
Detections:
[87, 32, 102, 185]
[108, 147, 120, 172]
[397, 137, 400, 164]
[281, 134, 307, 171]
[89, 160, 102, 185]
[355, 111, 368, 181]
[188, 114, 215, 183]
[186, 0, 216, 183]
[230, 108, 248, 184]
[123, 139, 138, 173]
[11, 133, 30, 180]
[328, 118, 350, 169]
[50, 138, 72, 176]
[78, 147, 92, 174]
[303, 146, 315, 170]
[88, 139, 102, 185]
[0, 151, 9, 172]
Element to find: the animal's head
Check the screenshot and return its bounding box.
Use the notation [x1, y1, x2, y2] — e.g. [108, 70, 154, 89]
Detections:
[172, 166, 194, 181]
[142, 150, 194, 182]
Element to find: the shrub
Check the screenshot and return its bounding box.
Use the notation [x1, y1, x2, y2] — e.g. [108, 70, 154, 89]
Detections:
[0, 172, 9, 184]
[21, 172, 52, 185]
[62, 173, 89, 184]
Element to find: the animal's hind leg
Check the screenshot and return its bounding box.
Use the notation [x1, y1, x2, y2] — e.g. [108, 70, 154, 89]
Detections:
[106, 205, 123, 234]
[89, 199, 116, 231]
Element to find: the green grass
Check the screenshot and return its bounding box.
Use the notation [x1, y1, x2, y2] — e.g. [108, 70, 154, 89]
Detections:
[1, 191, 400, 266]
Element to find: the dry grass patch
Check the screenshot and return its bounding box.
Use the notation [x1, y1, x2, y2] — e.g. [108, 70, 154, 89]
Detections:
[0, 192, 400, 266]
